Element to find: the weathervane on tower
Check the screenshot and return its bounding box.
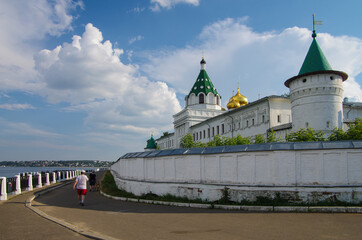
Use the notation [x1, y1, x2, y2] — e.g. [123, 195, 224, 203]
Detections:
[312, 14, 322, 38]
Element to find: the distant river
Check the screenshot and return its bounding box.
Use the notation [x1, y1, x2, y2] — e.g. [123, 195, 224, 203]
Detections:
[0, 167, 98, 178]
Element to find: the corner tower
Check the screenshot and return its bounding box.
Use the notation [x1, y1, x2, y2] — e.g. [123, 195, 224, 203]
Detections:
[285, 29, 348, 133]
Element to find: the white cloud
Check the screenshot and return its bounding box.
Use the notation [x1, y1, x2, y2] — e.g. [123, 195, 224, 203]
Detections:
[150, 0, 200, 11]
[128, 7, 146, 14]
[0, 0, 83, 92]
[34, 23, 181, 139]
[129, 35, 144, 45]
[143, 18, 362, 103]
[0, 103, 35, 111]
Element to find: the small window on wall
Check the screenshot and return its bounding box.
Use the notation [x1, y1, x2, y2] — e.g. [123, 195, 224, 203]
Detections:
[217, 126, 219, 135]
[199, 94, 204, 104]
[262, 115, 265, 123]
[246, 120, 249, 127]
[306, 122, 309, 128]
[277, 115, 281, 123]
[203, 130, 206, 138]
[326, 121, 330, 128]
[212, 127, 215, 137]
[208, 128, 210, 138]
[252, 119, 255, 125]
[216, 96, 219, 105]
[222, 124, 224, 134]
[200, 131, 202, 139]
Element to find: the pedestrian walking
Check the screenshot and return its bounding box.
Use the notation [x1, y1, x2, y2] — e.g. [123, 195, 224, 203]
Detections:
[73, 170, 89, 206]
[89, 171, 97, 191]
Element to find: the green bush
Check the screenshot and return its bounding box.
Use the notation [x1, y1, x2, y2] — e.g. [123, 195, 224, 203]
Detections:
[285, 128, 325, 142]
[253, 134, 266, 144]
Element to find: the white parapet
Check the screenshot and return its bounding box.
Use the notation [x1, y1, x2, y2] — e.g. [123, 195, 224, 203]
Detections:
[36, 173, 42, 188]
[26, 173, 33, 191]
[112, 141, 362, 203]
[52, 172, 57, 184]
[0, 177, 7, 201]
[45, 173, 50, 186]
[14, 175, 21, 195]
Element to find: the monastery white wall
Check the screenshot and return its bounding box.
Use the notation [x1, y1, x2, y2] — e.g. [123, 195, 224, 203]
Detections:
[112, 141, 362, 203]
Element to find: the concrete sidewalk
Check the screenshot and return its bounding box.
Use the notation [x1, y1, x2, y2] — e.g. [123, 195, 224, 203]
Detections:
[0, 182, 89, 240]
[2, 172, 362, 240]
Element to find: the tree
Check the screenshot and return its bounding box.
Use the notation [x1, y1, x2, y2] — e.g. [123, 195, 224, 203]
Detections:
[267, 130, 280, 143]
[254, 134, 266, 144]
[346, 117, 362, 140]
[180, 133, 194, 148]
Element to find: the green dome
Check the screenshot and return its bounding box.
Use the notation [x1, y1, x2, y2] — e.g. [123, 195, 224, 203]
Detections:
[298, 33, 332, 76]
[188, 69, 219, 97]
[145, 135, 157, 149]
[285, 31, 348, 87]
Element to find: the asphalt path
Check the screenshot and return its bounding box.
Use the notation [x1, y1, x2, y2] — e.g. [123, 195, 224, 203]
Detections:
[30, 173, 362, 240]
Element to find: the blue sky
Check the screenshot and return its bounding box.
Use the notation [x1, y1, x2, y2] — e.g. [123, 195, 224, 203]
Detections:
[1, 0, 362, 161]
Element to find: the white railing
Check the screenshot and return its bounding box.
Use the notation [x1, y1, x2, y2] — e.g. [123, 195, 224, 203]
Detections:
[0, 170, 82, 201]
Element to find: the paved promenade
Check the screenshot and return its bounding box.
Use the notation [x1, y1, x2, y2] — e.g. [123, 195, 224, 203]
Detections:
[1, 172, 362, 240]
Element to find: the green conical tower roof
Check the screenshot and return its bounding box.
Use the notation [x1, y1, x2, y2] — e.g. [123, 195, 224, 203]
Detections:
[188, 58, 219, 97]
[145, 135, 157, 149]
[298, 31, 332, 75]
[285, 30, 348, 87]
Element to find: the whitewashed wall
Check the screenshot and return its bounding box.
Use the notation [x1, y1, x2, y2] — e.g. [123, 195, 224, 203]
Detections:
[112, 142, 362, 203]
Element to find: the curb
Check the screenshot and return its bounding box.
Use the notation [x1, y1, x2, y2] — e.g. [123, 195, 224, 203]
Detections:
[100, 191, 362, 213]
[26, 181, 118, 240]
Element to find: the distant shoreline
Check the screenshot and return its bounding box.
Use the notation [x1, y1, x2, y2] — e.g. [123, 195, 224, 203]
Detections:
[0, 160, 113, 168]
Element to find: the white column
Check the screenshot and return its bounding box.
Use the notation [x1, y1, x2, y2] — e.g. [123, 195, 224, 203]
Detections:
[0, 177, 7, 201]
[52, 172, 57, 184]
[26, 174, 33, 191]
[15, 175, 21, 195]
[36, 173, 42, 188]
[45, 173, 50, 186]
[66, 171, 69, 180]
[58, 172, 61, 181]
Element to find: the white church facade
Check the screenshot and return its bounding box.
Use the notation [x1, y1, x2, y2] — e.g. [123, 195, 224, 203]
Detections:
[156, 30, 362, 150]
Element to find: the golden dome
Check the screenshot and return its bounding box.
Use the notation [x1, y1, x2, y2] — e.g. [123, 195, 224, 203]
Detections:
[227, 96, 240, 110]
[234, 88, 248, 106]
[226, 88, 248, 110]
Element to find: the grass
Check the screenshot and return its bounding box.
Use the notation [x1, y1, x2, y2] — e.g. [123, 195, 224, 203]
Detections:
[101, 171, 362, 207]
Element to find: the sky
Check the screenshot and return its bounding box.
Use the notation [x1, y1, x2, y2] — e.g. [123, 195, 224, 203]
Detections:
[0, 0, 362, 161]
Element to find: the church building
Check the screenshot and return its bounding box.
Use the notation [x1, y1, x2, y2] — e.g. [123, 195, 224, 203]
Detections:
[154, 29, 362, 150]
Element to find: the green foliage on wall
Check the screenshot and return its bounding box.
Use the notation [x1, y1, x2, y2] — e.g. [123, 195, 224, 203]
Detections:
[179, 118, 361, 149]
[285, 128, 325, 142]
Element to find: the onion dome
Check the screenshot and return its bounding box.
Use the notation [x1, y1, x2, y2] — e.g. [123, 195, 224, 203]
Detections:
[145, 134, 157, 150]
[188, 57, 219, 97]
[285, 30, 348, 87]
[227, 88, 248, 110]
[227, 96, 240, 110]
[234, 88, 248, 106]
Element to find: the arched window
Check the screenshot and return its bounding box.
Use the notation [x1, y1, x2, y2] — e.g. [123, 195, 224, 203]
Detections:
[216, 96, 219, 105]
[199, 94, 204, 104]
